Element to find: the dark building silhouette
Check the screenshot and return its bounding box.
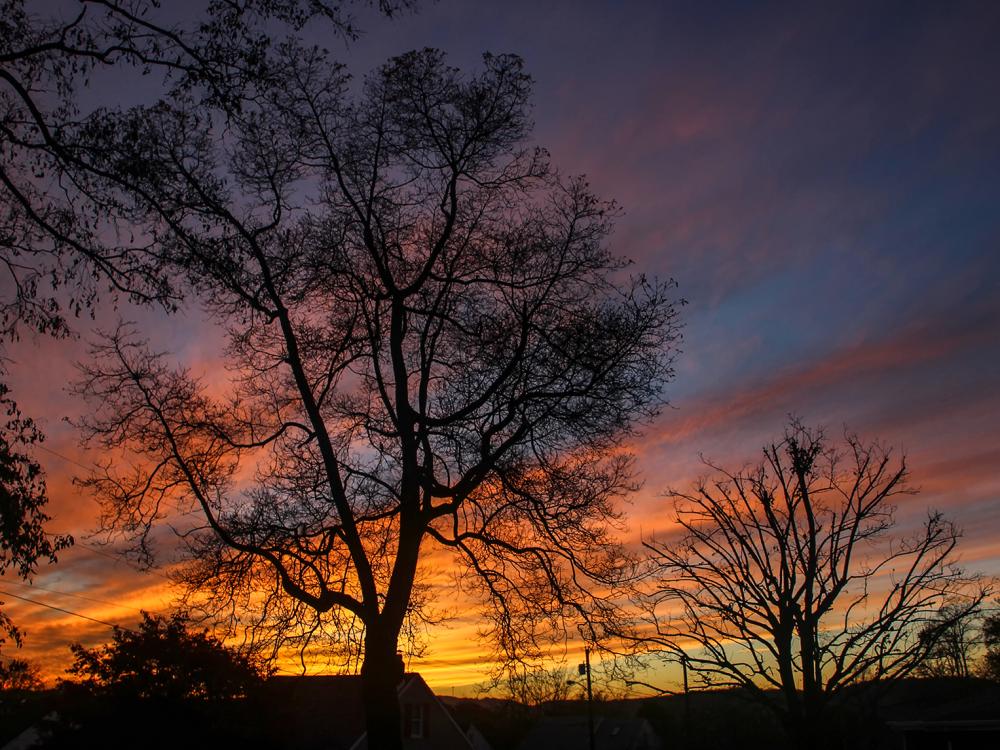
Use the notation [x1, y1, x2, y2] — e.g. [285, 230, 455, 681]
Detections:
[259, 673, 480, 750]
[515, 715, 661, 750]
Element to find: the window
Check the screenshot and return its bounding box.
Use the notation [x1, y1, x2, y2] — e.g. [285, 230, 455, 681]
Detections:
[403, 703, 428, 739]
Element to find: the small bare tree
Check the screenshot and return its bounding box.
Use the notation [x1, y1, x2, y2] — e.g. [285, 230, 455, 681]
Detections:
[494, 662, 575, 707]
[70, 46, 679, 749]
[979, 607, 1000, 681]
[640, 421, 985, 749]
[916, 603, 982, 678]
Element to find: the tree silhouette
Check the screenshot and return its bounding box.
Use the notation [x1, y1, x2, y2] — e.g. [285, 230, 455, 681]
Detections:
[69, 48, 679, 748]
[640, 420, 985, 750]
[0, 0, 400, 663]
[0, 655, 43, 690]
[495, 662, 575, 707]
[1, 0, 410, 335]
[982, 609, 1000, 681]
[915, 603, 982, 678]
[68, 611, 267, 700]
[0, 384, 72, 648]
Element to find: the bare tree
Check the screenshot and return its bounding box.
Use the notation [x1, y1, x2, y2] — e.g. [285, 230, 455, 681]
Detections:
[493, 662, 575, 707]
[1, 0, 413, 338]
[916, 603, 983, 678]
[980, 607, 1000, 681]
[0, 0, 406, 663]
[69, 47, 679, 748]
[639, 421, 985, 749]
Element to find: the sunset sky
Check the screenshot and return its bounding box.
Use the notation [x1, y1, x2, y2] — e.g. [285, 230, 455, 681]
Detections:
[2, 0, 999, 694]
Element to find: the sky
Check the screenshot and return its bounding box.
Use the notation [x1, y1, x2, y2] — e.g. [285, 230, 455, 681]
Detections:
[2, 0, 999, 694]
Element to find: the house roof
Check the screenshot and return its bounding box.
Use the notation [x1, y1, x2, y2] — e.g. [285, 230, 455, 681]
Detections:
[259, 673, 461, 750]
[259, 675, 369, 750]
[516, 715, 657, 750]
[875, 677, 1000, 723]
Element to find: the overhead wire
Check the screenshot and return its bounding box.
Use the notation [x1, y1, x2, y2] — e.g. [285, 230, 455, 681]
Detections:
[66, 540, 176, 582]
[9, 444, 179, 626]
[34, 441, 94, 473]
[0, 587, 133, 632]
[0, 578, 141, 612]
[33, 440, 195, 582]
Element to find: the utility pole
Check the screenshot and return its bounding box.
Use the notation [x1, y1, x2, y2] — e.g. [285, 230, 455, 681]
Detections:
[681, 653, 690, 745]
[682, 654, 690, 723]
[579, 647, 595, 750]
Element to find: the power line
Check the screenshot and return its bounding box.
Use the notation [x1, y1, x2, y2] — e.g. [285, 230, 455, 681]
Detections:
[31, 441, 223, 612]
[34, 441, 94, 473]
[0, 587, 132, 632]
[71, 541, 131, 563]
[53, 538, 176, 582]
[35, 441, 205, 522]
[0, 578, 149, 614]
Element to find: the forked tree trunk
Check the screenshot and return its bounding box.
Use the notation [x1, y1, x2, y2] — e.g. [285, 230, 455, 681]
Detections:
[361, 627, 404, 750]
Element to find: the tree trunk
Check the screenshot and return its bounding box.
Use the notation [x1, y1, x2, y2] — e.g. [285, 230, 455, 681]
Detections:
[361, 626, 404, 750]
[786, 700, 833, 750]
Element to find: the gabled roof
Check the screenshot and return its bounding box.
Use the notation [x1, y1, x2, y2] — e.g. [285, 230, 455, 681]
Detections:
[260, 673, 472, 750]
[260, 674, 369, 750]
[351, 673, 476, 750]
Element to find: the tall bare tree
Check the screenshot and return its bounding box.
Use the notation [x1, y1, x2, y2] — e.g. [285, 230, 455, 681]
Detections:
[69, 47, 679, 748]
[640, 421, 984, 749]
[2, 0, 412, 337]
[0, 0, 404, 661]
